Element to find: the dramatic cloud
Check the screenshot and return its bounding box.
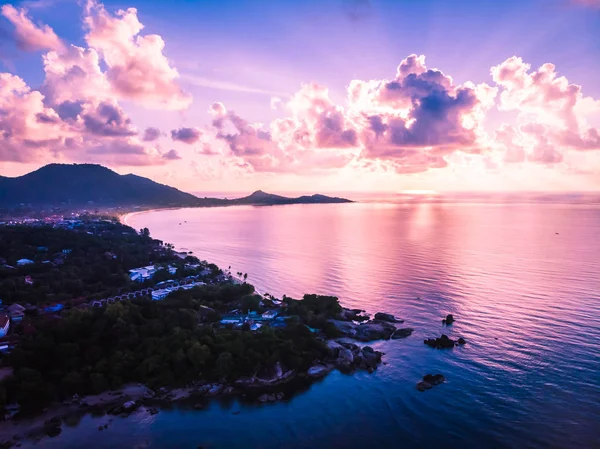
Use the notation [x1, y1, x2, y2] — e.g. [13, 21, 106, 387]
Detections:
[1, 4, 65, 52]
[171, 127, 201, 144]
[83, 0, 192, 110]
[491, 56, 600, 164]
[42, 45, 111, 105]
[142, 127, 161, 141]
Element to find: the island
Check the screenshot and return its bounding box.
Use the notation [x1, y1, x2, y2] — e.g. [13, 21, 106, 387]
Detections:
[0, 218, 412, 444]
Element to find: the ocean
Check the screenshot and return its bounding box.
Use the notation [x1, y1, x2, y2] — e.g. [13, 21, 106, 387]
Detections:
[26, 194, 600, 448]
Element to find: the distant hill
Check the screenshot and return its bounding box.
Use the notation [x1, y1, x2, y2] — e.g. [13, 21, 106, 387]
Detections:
[0, 164, 352, 209]
[0, 164, 199, 208]
[226, 190, 352, 206]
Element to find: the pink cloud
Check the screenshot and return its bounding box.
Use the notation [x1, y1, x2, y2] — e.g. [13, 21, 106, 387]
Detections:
[83, 0, 191, 110]
[171, 127, 201, 144]
[1, 4, 65, 52]
[162, 149, 181, 160]
[491, 56, 600, 164]
[0, 72, 170, 166]
[142, 127, 161, 141]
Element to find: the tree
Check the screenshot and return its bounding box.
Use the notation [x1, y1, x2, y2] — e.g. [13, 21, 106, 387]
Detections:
[216, 352, 234, 379]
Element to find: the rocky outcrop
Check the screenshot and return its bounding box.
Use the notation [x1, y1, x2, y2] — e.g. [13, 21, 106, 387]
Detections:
[332, 341, 383, 373]
[424, 334, 456, 349]
[43, 417, 62, 438]
[416, 374, 445, 391]
[326, 340, 344, 358]
[257, 392, 285, 403]
[337, 308, 370, 322]
[442, 314, 455, 325]
[457, 337, 466, 345]
[307, 365, 332, 378]
[373, 312, 404, 323]
[328, 320, 398, 341]
[391, 328, 414, 339]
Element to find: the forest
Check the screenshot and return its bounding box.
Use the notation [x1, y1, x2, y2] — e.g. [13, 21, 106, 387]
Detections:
[0, 222, 192, 305]
[1, 286, 332, 413]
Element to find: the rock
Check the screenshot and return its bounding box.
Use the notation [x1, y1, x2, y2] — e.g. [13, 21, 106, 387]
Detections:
[276, 392, 285, 400]
[206, 384, 223, 396]
[416, 381, 432, 392]
[391, 328, 414, 339]
[307, 365, 330, 378]
[360, 347, 382, 367]
[457, 337, 466, 345]
[374, 312, 404, 323]
[148, 407, 159, 416]
[424, 334, 456, 349]
[338, 348, 354, 365]
[442, 314, 455, 325]
[423, 374, 445, 385]
[355, 321, 397, 341]
[367, 367, 375, 374]
[44, 417, 62, 427]
[338, 308, 369, 322]
[326, 340, 344, 357]
[44, 424, 62, 438]
[258, 394, 269, 403]
[223, 386, 235, 395]
[123, 401, 136, 410]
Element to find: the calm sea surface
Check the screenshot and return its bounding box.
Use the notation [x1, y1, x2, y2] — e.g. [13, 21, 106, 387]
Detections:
[28, 194, 600, 448]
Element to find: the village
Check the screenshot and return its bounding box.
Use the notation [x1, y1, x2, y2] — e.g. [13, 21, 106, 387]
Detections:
[0, 217, 291, 357]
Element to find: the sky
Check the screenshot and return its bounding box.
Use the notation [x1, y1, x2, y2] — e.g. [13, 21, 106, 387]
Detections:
[1, 0, 600, 193]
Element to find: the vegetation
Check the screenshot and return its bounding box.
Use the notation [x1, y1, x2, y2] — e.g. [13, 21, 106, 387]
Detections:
[1, 291, 329, 413]
[0, 222, 346, 415]
[0, 222, 197, 306]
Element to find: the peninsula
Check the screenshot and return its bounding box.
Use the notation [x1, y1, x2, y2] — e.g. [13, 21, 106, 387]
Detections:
[0, 164, 352, 212]
[0, 218, 411, 444]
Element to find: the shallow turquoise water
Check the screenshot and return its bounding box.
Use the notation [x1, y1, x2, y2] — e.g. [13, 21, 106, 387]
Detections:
[23, 196, 600, 448]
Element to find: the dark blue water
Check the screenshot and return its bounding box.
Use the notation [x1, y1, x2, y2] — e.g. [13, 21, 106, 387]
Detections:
[22, 196, 600, 448]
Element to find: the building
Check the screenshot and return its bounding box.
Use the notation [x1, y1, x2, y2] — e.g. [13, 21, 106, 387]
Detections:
[262, 310, 278, 319]
[151, 289, 170, 301]
[129, 265, 157, 282]
[16, 259, 34, 266]
[0, 314, 10, 337]
[7, 304, 25, 322]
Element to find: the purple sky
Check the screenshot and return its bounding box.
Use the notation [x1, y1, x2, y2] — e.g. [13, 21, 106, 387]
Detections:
[1, 0, 600, 192]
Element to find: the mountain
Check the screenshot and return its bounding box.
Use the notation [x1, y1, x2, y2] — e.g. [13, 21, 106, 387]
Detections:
[226, 190, 352, 206]
[0, 164, 352, 210]
[0, 164, 199, 208]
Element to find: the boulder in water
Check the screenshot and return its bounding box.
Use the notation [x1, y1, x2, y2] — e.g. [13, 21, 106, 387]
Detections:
[391, 328, 414, 339]
[442, 314, 455, 325]
[374, 312, 404, 323]
[424, 334, 456, 349]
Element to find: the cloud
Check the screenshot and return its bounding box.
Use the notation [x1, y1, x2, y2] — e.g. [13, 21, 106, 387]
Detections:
[42, 45, 111, 105]
[0, 72, 170, 166]
[162, 149, 181, 160]
[171, 127, 201, 144]
[142, 126, 161, 141]
[81, 101, 137, 137]
[491, 56, 600, 164]
[1, 4, 65, 52]
[348, 54, 495, 172]
[83, 0, 191, 110]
